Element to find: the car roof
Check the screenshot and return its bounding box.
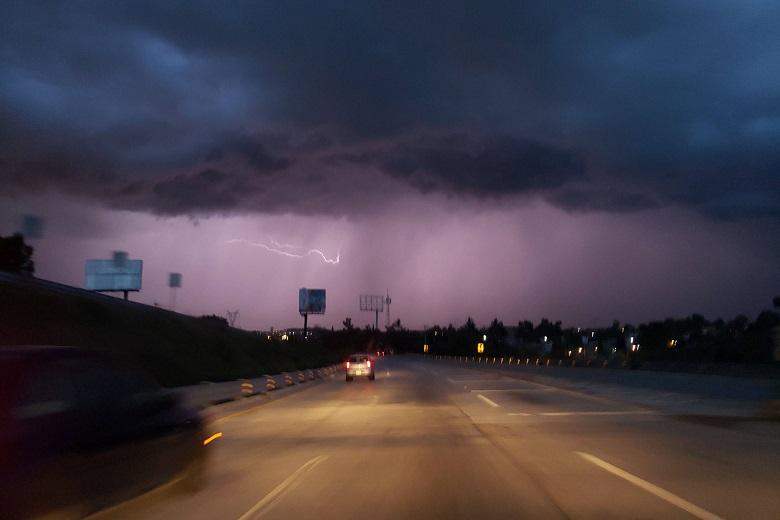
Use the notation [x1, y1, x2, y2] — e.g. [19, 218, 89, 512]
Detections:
[0, 344, 81, 353]
[0, 345, 92, 360]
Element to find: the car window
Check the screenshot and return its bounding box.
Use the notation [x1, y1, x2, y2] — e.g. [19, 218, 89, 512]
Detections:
[12, 356, 160, 418]
[12, 361, 80, 419]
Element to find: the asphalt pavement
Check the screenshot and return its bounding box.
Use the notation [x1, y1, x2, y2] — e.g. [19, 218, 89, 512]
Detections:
[94, 356, 780, 520]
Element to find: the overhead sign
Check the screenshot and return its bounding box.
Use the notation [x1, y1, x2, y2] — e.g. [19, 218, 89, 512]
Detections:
[85, 257, 143, 292]
[299, 288, 326, 315]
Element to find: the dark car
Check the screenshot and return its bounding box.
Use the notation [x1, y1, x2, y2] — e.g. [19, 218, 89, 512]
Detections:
[0, 346, 216, 519]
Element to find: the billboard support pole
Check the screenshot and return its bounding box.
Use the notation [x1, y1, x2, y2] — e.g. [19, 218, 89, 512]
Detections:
[123, 290, 129, 301]
[303, 313, 308, 339]
[360, 294, 384, 332]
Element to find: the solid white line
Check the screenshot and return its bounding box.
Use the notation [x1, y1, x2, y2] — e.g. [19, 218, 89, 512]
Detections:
[237, 455, 329, 520]
[506, 412, 532, 416]
[476, 393, 501, 408]
[447, 377, 506, 384]
[541, 410, 655, 417]
[576, 452, 724, 520]
[469, 388, 554, 393]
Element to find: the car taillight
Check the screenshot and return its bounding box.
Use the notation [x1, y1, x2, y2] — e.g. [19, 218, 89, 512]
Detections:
[346, 361, 350, 368]
[367, 360, 372, 368]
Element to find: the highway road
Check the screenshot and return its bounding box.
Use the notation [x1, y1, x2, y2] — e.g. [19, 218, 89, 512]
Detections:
[96, 356, 780, 519]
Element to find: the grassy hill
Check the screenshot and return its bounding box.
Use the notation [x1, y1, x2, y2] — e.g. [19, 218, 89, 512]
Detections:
[0, 273, 346, 386]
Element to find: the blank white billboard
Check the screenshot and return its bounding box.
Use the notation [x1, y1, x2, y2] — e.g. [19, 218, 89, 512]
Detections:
[85, 259, 143, 291]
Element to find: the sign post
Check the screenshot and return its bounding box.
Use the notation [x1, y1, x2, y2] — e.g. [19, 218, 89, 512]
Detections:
[168, 272, 182, 311]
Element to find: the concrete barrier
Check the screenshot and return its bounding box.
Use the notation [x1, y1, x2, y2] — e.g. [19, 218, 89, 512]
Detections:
[173, 364, 340, 409]
[241, 381, 254, 396]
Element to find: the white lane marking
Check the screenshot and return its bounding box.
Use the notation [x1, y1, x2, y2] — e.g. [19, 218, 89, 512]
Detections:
[541, 410, 655, 417]
[447, 377, 507, 384]
[476, 393, 501, 408]
[469, 388, 554, 393]
[576, 452, 724, 520]
[505, 411, 654, 417]
[237, 455, 329, 520]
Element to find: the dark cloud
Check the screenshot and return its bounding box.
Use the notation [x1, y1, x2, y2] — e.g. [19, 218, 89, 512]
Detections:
[150, 169, 239, 215]
[546, 187, 660, 214]
[1, 1, 779, 219]
[329, 134, 584, 196]
[205, 136, 291, 173]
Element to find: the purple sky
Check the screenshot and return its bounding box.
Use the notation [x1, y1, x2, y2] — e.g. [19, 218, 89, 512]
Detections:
[2, 2, 779, 330]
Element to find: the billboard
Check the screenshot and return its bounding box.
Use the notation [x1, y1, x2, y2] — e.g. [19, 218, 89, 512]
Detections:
[85, 256, 143, 291]
[359, 294, 384, 312]
[299, 288, 326, 315]
[169, 272, 182, 288]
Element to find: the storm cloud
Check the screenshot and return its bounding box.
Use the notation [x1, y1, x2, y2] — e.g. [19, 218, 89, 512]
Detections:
[2, 1, 780, 219]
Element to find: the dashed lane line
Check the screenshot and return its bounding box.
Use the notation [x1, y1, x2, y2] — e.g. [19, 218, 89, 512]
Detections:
[476, 393, 501, 408]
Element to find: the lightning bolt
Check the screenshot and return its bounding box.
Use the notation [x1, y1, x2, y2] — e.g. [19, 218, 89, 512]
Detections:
[226, 238, 341, 265]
